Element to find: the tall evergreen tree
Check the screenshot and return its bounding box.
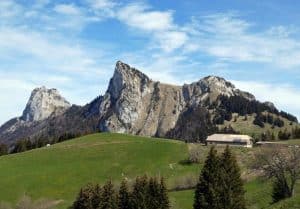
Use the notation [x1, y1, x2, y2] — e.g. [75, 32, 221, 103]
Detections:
[131, 175, 148, 209]
[219, 146, 246, 209]
[72, 184, 94, 209]
[118, 179, 131, 209]
[159, 177, 170, 209]
[147, 177, 160, 209]
[194, 146, 221, 209]
[92, 184, 102, 209]
[99, 180, 117, 209]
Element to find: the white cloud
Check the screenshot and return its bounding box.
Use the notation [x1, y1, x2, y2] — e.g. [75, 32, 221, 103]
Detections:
[0, 0, 22, 19]
[116, 3, 188, 52]
[54, 4, 82, 16]
[184, 13, 300, 69]
[87, 0, 116, 10]
[0, 26, 100, 72]
[233, 80, 300, 121]
[117, 4, 173, 31]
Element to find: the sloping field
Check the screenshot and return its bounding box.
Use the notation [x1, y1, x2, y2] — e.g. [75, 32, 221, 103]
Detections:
[0, 133, 299, 209]
[0, 133, 200, 208]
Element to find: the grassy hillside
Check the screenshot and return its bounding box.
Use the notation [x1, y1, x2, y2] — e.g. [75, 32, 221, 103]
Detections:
[0, 133, 200, 208]
[219, 113, 300, 139]
[0, 133, 299, 209]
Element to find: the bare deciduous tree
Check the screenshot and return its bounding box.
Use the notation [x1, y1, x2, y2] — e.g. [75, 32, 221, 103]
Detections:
[254, 145, 300, 199]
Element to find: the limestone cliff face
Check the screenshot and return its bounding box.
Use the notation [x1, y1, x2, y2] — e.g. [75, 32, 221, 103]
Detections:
[2, 60, 295, 146]
[0, 87, 71, 144]
[98, 61, 184, 137]
[21, 87, 71, 122]
[98, 61, 254, 137]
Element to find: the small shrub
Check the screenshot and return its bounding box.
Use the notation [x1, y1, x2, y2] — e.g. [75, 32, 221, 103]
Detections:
[188, 146, 205, 164]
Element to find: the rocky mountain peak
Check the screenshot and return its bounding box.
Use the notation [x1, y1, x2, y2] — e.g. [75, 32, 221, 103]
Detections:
[107, 61, 151, 100]
[21, 86, 71, 122]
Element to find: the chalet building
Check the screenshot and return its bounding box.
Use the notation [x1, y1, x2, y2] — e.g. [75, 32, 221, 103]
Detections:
[206, 134, 253, 148]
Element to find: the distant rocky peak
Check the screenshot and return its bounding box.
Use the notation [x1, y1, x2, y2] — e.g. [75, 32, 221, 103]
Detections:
[21, 86, 71, 122]
[107, 61, 151, 99]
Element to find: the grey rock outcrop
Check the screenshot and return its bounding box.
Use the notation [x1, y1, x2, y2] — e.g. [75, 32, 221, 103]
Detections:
[21, 87, 71, 122]
[98, 61, 254, 137]
[0, 60, 297, 146]
[0, 87, 71, 144]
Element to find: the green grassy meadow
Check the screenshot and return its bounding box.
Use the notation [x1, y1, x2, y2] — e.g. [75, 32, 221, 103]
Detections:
[0, 133, 299, 209]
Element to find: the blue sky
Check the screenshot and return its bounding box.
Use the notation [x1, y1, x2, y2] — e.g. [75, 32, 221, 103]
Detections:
[1, 0, 300, 125]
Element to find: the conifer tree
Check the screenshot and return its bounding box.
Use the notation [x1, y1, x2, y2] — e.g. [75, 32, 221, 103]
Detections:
[147, 177, 160, 209]
[92, 184, 102, 209]
[99, 180, 117, 209]
[219, 146, 246, 209]
[131, 175, 148, 209]
[159, 177, 170, 209]
[194, 146, 221, 209]
[72, 184, 94, 209]
[118, 179, 131, 209]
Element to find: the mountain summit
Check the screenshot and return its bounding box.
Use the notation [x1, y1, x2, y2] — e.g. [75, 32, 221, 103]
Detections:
[0, 61, 298, 145]
[21, 86, 71, 122]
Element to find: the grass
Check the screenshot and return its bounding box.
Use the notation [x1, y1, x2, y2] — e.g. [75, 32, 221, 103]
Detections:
[0, 133, 200, 209]
[0, 133, 300, 209]
[220, 113, 300, 139]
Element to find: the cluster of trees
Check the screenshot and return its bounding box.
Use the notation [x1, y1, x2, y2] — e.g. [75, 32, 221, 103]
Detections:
[254, 146, 300, 203]
[212, 95, 297, 125]
[4, 132, 84, 156]
[194, 146, 246, 209]
[278, 127, 300, 140]
[279, 111, 298, 123]
[253, 113, 284, 128]
[166, 105, 217, 143]
[72, 176, 169, 209]
[278, 129, 292, 140]
[217, 95, 276, 116]
[0, 143, 8, 156]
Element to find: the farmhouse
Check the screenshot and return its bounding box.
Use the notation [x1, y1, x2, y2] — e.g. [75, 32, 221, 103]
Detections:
[206, 134, 253, 148]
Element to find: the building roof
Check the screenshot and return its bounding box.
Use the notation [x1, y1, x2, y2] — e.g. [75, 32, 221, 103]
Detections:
[206, 134, 252, 143]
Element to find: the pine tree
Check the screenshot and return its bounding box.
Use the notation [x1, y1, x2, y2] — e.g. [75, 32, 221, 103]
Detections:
[194, 146, 221, 209]
[99, 180, 117, 209]
[159, 177, 170, 209]
[72, 184, 94, 209]
[118, 179, 131, 209]
[147, 177, 160, 209]
[131, 175, 148, 209]
[219, 146, 246, 209]
[92, 184, 102, 209]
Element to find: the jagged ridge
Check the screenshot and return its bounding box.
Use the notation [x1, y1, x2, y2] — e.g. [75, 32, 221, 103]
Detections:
[0, 61, 298, 145]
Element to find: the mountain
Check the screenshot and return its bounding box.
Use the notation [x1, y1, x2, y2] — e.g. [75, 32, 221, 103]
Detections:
[21, 86, 71, 122]
[0, 87, 71, 145]
[0, 61, 298, 146]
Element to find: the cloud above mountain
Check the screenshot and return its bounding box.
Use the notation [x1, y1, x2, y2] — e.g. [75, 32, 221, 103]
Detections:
[0, 0, 300, 124]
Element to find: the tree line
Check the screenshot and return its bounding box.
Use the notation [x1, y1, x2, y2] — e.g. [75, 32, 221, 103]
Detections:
[212, 95, 298, 125]
[71, 146, 246, 209]
[0, 132, 85, 156]
[253, 113, 284, 128]
[71, 176, 169, 209]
